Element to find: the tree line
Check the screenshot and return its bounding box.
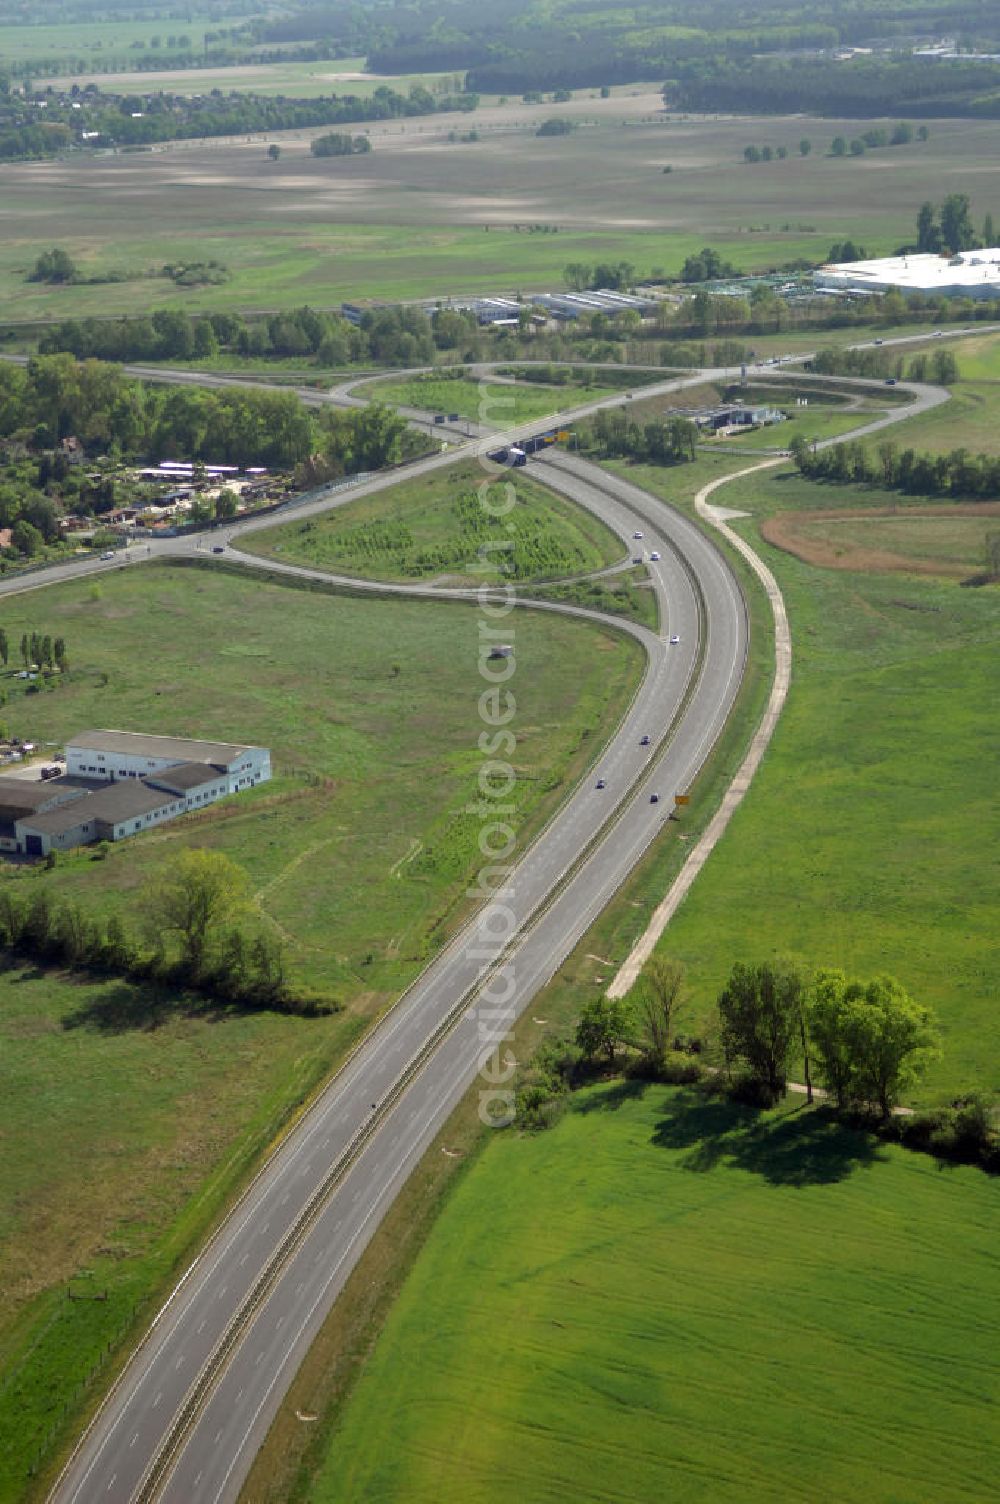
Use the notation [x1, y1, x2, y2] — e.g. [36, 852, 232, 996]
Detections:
[672, 56, 1000, 119]
[0, 354, 408, 473]
[518, 956, 996, 1171]
[0, 82, 476, 161]
[790, 431, 1000, 503]
[35, 301, 466, 370]
[0, 847, 333, 1016]
[576, 408, 699, 466]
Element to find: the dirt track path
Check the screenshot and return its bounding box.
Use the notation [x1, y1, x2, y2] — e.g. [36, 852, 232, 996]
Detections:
[607, 456, 789, 998]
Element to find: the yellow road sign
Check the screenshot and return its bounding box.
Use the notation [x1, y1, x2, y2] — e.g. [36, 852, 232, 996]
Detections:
[556, 430, 571, 441]
[674, 794, 691, 806]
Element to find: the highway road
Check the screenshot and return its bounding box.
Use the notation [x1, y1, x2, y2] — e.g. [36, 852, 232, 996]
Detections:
[45, 439, 747, 1504]
[33, 353, 952, 1504]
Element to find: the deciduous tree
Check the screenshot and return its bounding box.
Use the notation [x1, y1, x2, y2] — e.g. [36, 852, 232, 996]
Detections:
[718, 960, 803, 1103]
[145, 848, 249, 977]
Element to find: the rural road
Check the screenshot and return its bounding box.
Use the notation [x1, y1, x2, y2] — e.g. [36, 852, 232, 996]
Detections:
[24, 352, 951, 1504]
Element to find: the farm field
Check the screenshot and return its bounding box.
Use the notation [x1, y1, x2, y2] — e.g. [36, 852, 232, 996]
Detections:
[242, 460, 625, 584]
[763, 504, 1000, 578]
[31, 58, 450, 99]
[360, 374, 618, 425]
[617, 457, 1000, 1101]
[309, 1083, 1000, 1504]
[3, 113, 1000, 316]
[0, 560, 642, 1496]
[0, 15, 220, 64]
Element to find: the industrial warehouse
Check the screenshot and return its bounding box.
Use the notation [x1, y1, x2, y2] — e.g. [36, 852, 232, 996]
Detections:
[0, 731, 271, 857]
[815, 248, 1000, 299]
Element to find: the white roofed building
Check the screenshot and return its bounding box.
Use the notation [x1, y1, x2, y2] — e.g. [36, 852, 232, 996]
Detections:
[815, 250, 1000, 300]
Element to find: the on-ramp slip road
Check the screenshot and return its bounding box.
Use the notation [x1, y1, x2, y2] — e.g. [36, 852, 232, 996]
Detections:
[34, 363, 951, 1504]
[46, 447, 747, 1504]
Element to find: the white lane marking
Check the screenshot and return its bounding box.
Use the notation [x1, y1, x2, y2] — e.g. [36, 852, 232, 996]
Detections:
[129, 1434, 138, 1449]
[152, 1392, 162, 1409]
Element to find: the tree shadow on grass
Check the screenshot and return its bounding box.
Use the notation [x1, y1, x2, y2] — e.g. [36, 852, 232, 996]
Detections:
[572, 1078, 648, 1114]
[651, 1092, 885, 1186]
[60, 979, 224, 1034]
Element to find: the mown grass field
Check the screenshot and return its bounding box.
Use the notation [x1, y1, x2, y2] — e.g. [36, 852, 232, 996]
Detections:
[623, 458, 999, 1101]
[242, 461, 624, 584]
[0, 558, 643, 1498]
[955, 330, 1000, 381]
[309, 1083, 1000, 1504]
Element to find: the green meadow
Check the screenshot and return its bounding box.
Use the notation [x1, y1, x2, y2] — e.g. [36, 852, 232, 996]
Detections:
[623, 458, 1000, 1101]
[310, 1084, 1000, 1504]
[359, 374, 618, 425]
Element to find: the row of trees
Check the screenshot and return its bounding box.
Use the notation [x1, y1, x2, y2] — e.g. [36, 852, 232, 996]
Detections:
[35, 300, 484, 371]
[0, 82, 476, 161]
[0, 631, 68, 670]
[575, 957, 940, 1120]
[791, 432, 1000, 503]
[0, 848, 328, 1014]
[563, 261, 637, 293]
[577, 409, 698, 465]
[915, 194, 993, 254]
[808, 345, 959, 383]
[672, 56, 1000, 119]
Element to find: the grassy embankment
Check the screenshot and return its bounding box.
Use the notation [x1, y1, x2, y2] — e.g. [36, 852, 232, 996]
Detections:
[307, 1083, 1000, 1504]
[0, 559, 643, 1500]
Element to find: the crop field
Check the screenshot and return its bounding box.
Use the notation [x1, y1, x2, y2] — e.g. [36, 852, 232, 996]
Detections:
[361, 375, 618, 425]
[3, 112, 1000, 316]
[310, 1083, 1000, 1504]
[31, 57, 415, 98]
[0, 15, 220, 64]
[0, 559, 642, 1495]
[763, 504, 1000, 578]
[621, 458, 1000, 1101]
[242, 461, 624, 584]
